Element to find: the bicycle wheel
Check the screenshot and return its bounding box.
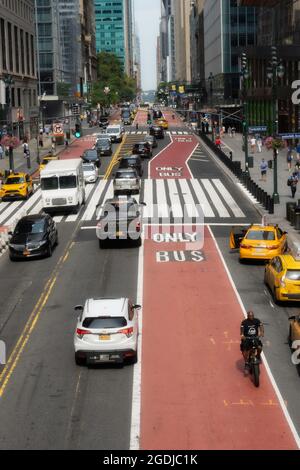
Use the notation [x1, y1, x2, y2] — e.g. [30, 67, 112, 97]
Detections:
[253, 363, 260, 388]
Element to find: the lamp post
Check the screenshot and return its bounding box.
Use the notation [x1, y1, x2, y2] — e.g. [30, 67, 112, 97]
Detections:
[4, 74, 14, 135]
[208, 72, 214, 141]
[267, 46, 285, 204]
[241, 53, 250, 175]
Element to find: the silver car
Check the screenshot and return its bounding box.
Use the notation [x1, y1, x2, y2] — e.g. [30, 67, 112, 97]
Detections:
[113, 168, 140, 195]
[82, 163, 98, 183]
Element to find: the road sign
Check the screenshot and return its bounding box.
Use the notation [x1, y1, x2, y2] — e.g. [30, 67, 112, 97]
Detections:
[248, 126, 267, 133]
[53, 123, 63, 135]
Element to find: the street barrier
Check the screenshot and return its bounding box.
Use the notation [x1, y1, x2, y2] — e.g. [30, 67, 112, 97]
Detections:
[198, 131, 273, 213]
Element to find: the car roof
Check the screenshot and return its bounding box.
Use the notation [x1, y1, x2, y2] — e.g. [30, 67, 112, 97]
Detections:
[116, 167, 136, 172]
[104, 196, 137, 205]
[7, 172, 27, 177]
[133, 141, 147, 146]
[278, 254, 300, 269]
[121, 154, 141, 160]
[247, 225, 278, 232]
[83, 298, 128, 318]
[17, 214, 48, 223]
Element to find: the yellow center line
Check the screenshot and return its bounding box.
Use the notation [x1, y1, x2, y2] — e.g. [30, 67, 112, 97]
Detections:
[0, 241, 75, 398]
[104, 136, 128, 180]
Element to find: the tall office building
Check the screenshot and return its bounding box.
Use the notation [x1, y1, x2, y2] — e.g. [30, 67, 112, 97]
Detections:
[94, 0, 134, 77]
[0, 0, 37, 137]
[172, 0, 192, 83]
[204, 0, 257, 103]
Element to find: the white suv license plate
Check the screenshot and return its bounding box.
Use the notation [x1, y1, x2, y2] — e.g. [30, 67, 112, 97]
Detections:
[88, 353, 123, 363]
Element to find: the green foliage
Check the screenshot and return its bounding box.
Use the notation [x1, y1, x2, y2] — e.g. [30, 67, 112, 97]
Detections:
[57, 82, 72, 97]
[91, 52, 136, 107]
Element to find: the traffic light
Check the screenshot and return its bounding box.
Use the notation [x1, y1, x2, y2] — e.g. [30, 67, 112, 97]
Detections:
[74, 122, 82, 138]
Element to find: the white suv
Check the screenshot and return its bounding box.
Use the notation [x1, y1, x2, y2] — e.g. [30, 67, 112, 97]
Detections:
[106, 124, 124, 143]
[74, 298, 141, 366]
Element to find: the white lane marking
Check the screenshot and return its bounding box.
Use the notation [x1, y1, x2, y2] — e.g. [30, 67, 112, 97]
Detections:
[212, 179, 246, 218]
[156, 180, 169, 218]
[178, 179, 199, 218]
[208, 226, 300, 450]
[28, 200, 42, 215]
[130, 231, 144, 450]
[65, 183, 95, 222]
[167, 179, 183, 218]
[190, 179, 215, 218]
[148, 133, 174, 177]
[81, 179, 107, 221]
[201, 179, 230, 218]
[142, 179, 154, 218]
[0, 201, 10, 214]
[81, 223, 251, 230]
[0, 201, 24, 224]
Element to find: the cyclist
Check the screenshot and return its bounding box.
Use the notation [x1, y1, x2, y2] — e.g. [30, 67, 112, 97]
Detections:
[240, 311, 264, 371]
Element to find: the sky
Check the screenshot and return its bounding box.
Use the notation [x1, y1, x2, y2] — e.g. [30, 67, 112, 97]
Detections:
[134, 0, 161, 91]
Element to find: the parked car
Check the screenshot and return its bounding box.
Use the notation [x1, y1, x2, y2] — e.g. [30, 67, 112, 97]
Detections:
[96, 196, 146, 248]
[95, 139, 112, 156]
[0, 172, 33, 200]
[81, 149, 101, 168]
[74, 297, 141, 365]
[132, 142, 152, 158]
[113, 168, 140, 195]
[83, 163, 98, 184]
[9, 214, 58, 260]
[119, 155, 143, 177]
[149, 125, 165, 139]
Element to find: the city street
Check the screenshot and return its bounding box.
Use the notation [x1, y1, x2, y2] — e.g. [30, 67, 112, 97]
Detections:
[0, 110, 299, 449]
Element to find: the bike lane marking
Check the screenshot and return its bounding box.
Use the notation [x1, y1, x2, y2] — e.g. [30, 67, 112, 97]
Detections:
[139, 225, 299, 450]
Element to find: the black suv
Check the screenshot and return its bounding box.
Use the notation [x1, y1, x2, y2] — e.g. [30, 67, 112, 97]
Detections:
[98, 116, 109, 128]
[119, 154, 143, 177]
[81, 149, 101, 167]
[149, 126, 164, 139]
[132, 142, 152, 158]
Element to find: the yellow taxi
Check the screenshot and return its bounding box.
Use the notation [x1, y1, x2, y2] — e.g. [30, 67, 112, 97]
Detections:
[264, 242, 300, 302]
[154, 118, 168, 129]
[0, 172, 33, 200]
[230, 224, 287, 261]
[39, 155, 59, 171]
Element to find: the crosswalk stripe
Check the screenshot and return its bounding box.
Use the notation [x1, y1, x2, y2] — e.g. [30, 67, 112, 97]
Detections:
[0, 200, 24, 225]
[143, 179, 154, 218]
[201, 179, 230, 218]
[190, 179, 215, 218]
[212, 179, 246, 218]
[156, 180, 169, 218]
[81, 179, 107, 221]
[178, 179, 200, 218]
[168, 179, 184, 218]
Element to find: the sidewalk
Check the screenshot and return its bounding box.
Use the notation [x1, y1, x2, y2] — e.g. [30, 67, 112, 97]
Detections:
[207, 131, 300, 246]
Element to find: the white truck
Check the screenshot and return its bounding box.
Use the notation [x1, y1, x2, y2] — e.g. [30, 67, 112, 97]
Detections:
[106, 124, 124, 143]
[40, 159, 85, 213]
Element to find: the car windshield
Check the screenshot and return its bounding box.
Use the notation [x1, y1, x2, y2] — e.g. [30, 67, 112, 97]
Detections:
[82, 316, 127, 329]
[5, 177, 25, 184]
[84, 151, 97, 158]
[15, 219, 45, 234]
[246, 230, 276, 241]
[59, 175, 77, 189]
[286, 270, 300, 281]
[115, 171, 135, 179]
[41, 177, 58, 190]
[83, 165, 95, 172]
[120, 159, 137, 166]
[107, 128, 119, 134]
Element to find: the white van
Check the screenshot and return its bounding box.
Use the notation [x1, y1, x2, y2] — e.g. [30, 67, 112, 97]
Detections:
[40, 159, 85, 213]
[106, 124, 124, 143]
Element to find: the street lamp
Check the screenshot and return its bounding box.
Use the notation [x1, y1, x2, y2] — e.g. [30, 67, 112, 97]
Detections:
[3, 74, 14, 135]
[208, 73, 215, 141]
[241, 53, 250, 174]
[267, 46, 285, 204]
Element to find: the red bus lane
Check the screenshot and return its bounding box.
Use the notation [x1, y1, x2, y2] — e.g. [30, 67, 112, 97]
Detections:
[149, 135, 198, 179]
[139, 131, 298, 449]
[140, 225, 298, 450]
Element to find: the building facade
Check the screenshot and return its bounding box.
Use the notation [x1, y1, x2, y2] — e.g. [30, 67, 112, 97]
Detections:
[94, 0, 134, 77]
[240, 0, 300, 134]
[173, 0, 192, 83]
[0, 0, 37, 137]
[204, 0, 257, 103]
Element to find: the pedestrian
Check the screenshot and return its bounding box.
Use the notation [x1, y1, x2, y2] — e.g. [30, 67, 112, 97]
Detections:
[0, 144, 3, 159]
[64, 137, 69, 147]
[39, 134, 43, 147]
[259, 158, 268, 182]
[231, 126, 236, 137]
[296, 142, 300, 161]
[257, 137, 263, 153]
[287, 146, 293, 171]
[136, 122, 139, 130]
[215, 135, 221, 148]
[288, 172, 299, 199]
[228, 126, 232, 137]
[250, 136, 256, 153]
[23, 141, 29, 158]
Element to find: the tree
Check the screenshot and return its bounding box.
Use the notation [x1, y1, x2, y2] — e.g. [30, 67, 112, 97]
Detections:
[91, 52, 136, 107]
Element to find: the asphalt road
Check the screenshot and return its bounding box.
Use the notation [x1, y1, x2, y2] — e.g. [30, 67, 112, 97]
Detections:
[0, 114, 299, 449]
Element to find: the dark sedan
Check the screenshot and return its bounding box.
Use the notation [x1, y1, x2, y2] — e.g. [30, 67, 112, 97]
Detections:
[149, 126, 165, 139]
[119, 154, 143, 177]
[132, 142, 152, 158]
[98, 116, 109, 128]
[9, 214, 58, 260]
[81, 149, 101, 168]
[95, 139, 112, 156]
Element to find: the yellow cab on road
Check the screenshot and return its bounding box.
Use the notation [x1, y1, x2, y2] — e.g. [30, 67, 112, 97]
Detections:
[154, 118, 168, 129]
[264, 242, 300, 303]
[0, 172, 33, 200]
[230, 223, 287, 261]
[39, 154, 59, 172]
